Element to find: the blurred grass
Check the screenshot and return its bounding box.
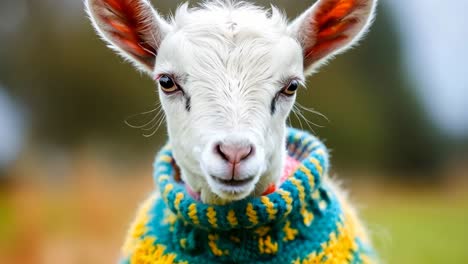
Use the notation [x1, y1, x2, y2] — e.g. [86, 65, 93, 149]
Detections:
[364, 195, 468, 264]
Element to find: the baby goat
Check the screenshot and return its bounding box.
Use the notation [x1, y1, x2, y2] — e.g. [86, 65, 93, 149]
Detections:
[87, 0, 378, 263]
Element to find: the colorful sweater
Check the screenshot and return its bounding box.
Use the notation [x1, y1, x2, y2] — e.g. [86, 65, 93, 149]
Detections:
[120, 128, 376, 263]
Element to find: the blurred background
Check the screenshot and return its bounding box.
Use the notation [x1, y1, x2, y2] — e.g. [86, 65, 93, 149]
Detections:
[0, 0, 467, 263]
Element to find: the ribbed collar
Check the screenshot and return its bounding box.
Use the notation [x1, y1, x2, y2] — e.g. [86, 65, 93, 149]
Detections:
[153, 128, 329, 231]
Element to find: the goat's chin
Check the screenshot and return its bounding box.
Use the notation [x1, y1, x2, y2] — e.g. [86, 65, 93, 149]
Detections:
[200, 175, 257, 204]
[198, 170, 280, 204]
[180, 159, 283, 204]
[201, 187, 254, 204]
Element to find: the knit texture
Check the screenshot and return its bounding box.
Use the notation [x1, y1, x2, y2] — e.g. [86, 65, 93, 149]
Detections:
[120, 128, 376, 263]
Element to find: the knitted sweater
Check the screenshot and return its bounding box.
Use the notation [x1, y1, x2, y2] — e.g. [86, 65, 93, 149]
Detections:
[120, 128, 375, 264]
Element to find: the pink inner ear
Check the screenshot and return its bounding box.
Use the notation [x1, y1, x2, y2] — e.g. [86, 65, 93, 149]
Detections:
[305, 0, 363, 63]
[97, 0, 157, 66]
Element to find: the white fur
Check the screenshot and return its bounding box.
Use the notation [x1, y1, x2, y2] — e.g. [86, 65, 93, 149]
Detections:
[86, 0, 377, 204]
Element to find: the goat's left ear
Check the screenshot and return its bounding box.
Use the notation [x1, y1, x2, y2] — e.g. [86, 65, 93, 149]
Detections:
[289, 0, 377, 74]
[86, 0, 172, 74]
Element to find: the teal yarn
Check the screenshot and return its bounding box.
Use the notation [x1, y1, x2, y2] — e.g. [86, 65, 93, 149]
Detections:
[120, 128, 376, 263]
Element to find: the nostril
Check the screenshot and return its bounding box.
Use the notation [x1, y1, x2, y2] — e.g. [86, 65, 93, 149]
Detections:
[215, 143, 229, 162]
[239, 145, 254, 161]
[215, 143, 255, 164]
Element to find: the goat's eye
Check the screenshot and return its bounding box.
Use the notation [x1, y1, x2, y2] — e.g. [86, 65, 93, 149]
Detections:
[282, 80, 299, 96]
[159, 75, 179, 94]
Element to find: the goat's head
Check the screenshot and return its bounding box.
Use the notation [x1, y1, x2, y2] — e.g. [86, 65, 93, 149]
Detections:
[87, 0, 377, 203]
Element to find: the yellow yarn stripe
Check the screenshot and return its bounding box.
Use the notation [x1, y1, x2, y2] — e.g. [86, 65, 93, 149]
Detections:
[290, 178, 314, 226]
[258, 235, 279, 255]
[158, 174, 170, 183]
[293, 218, 361, 264]
[208, 234, 228, 256]
[309, 157, 323, 175]
[312, 190, 320, 200]
[255, 226, 271, 237]
[246, 203, 259, 225]
[294, 133, 302, 142]
[163, 184, 174, 198]
[282, 220, 298, 241]
[206, 207, 218, 228]
[319, 201, 328, 211]
[298, 165, 315, 190]
[261, 196, 277, 220]
[180, 238, 187, 249]
[163, 209, 177, 226]
[159, 155, 172, 164]
[302, 137, 312, 146]
[174, 193, 184, 211]
[277, 189, 293, 215]
[227, 209, 238, 227]
[130, 237, 187, 264]
[188, 203, 200, 225]
[315, 148, 326, 155]
[122, 194, 157, 256]
[290, 178, 305, 203]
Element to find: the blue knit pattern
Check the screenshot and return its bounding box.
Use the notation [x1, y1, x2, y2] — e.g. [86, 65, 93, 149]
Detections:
[120, 128, 376, 263]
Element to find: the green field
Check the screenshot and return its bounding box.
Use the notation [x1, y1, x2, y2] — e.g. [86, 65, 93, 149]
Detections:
[364, 196, 468, 264]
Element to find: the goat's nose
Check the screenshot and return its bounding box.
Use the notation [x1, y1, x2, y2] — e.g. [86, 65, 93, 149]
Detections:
[215, 143, 254, 164]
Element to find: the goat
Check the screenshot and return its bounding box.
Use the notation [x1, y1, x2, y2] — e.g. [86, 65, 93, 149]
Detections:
[86, 0, 378, 263]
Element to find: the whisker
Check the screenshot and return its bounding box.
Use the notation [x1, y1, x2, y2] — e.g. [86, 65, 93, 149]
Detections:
[125, 114, 157, 129]
[154, 113, 167, 131]
[125, 104, 161, 129]
[141, 107, 164, 131]
[294, 103, 329, 131]
[294, 105, 317, 134]
[143, 114, 166, 138]
[291, 106, 304, 130]
[125, 102, 167, 137]
[296, 103, 329, 123]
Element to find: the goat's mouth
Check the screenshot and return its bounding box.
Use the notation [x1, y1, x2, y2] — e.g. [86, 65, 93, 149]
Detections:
[208, 174, 258, 199]
[211, 175, 255, 187]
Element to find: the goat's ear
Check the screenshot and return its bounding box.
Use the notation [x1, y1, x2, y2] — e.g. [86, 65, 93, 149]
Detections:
[86, 0, 171, 74]
[289, 0, 377, 74]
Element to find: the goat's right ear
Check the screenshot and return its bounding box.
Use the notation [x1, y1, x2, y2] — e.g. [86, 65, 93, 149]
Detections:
[86, 0, 171, 74]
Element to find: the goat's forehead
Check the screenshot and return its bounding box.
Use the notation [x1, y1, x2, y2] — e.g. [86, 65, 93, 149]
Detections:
[160, 33, 301, 88]
[157, 27, 302, 84]
[155, 3, 303, 90]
